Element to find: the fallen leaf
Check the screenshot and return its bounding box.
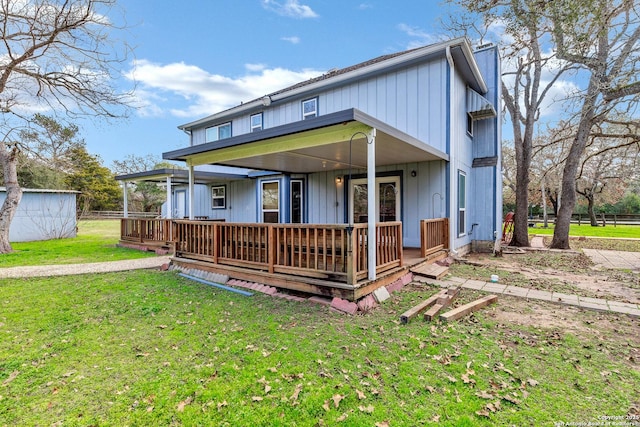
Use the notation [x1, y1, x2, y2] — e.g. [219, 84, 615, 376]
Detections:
[432, 414, 441, 422]
[2, 371, 19, 386]
[476, 409, 490, 417]
[502, 394, 521, 405]
[268, 367, 278, 373]
[426, 386, 436, 393]
[527, 378, 539, 387]
[332, 394, 345, 408]
[600, 370, 611, 377]
[337, 413, 348, 422]
[217, 400, 228, 409]
[375, 422, 390, 427]
[157, 325, 167, 329]
[322, 400, 331, 412]
[358, 404, 374, 413]
[252, 396, 263, 402]
[476, 391, 494, 399]
[265, 385, 272, 393]
[290, 383, 303, 403]
[446, 375, 457, 383]
[177, 396, 193, 412]
[356, 389, 366, 400]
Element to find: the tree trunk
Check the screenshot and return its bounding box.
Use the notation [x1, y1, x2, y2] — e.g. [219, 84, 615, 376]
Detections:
[509, 133, 533, 247]
[0, 144, 23, 253]
[550, 80, 598, 249]
[586, 195, 598, 226]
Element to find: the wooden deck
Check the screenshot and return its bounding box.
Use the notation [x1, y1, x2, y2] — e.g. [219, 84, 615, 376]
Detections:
[120, 218, 449, 301]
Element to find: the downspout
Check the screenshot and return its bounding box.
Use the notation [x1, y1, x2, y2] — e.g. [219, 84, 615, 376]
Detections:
[122, 181, 128, 218]
[446, 46, 458, 255]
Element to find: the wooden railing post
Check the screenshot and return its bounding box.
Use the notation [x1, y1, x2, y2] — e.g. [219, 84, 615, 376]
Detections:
[443, 218, 449, 250]
[212, 222, 219, 264]
[268, 225, 275, 274]
[346, 227, 356, 285]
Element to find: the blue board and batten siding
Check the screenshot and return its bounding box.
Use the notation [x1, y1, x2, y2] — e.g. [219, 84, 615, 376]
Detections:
[189, 60, 448, 153]
[470, 46, 502, 244]
[0, 189, 77, 242]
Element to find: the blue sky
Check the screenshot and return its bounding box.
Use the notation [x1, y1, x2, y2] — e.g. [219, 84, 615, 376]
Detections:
[82, 0, 457, 167]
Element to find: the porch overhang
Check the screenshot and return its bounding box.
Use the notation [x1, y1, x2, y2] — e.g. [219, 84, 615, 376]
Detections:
[163, 109, 449, 172]
[115, 168, 247, 184]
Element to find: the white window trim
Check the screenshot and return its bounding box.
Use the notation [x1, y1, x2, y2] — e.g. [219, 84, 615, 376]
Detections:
[250, 113, 263, 132]
[211, 185, 226, 209]
[458, 171, 466, 236]
[290, 179, 304, 224]
[349, 176, 401, 224]
[261, 180, 280, 223]
[302, 97, 318, 120]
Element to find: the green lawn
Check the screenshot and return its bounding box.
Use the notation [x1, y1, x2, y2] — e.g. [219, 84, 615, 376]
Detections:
[529, 223, 640, 238]
[1, 270, 638, 426]
[0, 220, 156, 267]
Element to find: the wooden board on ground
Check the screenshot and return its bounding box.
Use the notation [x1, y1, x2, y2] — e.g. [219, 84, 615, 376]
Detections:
[411, 263, 449, 280]
[439, 294, 498, 322]
[424, 287, 460, 321]
[399, 289, 448, 324]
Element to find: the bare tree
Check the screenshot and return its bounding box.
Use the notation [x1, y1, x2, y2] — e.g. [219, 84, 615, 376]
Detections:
[449, 0, 575, 247]
[549, 0, 640, 248]
[0, 0, 132, 253]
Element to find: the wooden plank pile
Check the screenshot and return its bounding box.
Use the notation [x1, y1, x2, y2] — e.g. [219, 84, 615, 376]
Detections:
[400, 288, 497, 324]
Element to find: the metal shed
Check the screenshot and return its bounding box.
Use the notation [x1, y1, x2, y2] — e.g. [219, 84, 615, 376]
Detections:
[0, 188, 78, 242]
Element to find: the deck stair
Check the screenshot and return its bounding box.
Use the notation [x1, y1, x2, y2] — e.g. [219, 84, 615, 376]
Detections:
[410, 251, 449, 280]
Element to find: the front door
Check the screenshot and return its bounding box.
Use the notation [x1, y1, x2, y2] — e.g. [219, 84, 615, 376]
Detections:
[349, 177, 400, 224]
[175, 190, 186, 218]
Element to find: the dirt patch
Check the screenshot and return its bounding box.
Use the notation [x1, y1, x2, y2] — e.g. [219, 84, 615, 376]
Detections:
[462, 252, 640, 304]
[488, 297, 640, 371]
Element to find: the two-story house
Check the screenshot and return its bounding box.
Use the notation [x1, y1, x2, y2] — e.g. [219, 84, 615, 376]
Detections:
[117, 37, 501, 301]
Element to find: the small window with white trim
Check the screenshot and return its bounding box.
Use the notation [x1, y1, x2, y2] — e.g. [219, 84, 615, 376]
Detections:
[211, 185, 226, 209]
[302, 98, 318, 120]
[206, 122, 232, 142]
[458, 171, 466, 236]
[251, 113, 263, 132]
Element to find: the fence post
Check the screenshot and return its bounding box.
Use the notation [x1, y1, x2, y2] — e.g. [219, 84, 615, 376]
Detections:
[419, 220, 426, 258]
[601, 213, 606, 227]
[213, 222, 219, 264]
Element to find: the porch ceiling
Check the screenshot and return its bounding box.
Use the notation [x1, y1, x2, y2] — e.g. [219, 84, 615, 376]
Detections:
[164, 109, 449, 174]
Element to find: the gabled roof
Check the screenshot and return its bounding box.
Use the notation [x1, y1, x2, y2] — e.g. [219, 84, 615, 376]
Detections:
[179, 37, 487, 131]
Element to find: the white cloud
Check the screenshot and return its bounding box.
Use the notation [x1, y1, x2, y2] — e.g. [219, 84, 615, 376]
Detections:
[281, 36, 301, 44]
[125, 59, 323, 118]
[261, 0, 319, 18]
[397, 23, 445, 49]
[358, 3, 373, 10]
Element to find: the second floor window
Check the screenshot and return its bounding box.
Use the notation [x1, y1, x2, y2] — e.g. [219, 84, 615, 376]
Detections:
[206, 122, 231, 142]
[302, 98, 318, 120]
[251, 113, 263, 132]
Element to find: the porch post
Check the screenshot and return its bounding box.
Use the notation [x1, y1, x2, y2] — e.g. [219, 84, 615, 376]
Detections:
[367, 128, 377, 281]
[188, 164, 194, 220]
[123, 181, 128, 218]
[166, 176, 172, 219]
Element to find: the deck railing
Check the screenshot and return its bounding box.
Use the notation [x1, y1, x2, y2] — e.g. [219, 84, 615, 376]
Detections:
[419, 218, 449, 257]
[121, 218, 172, 245]
[171, 220, 403, 285]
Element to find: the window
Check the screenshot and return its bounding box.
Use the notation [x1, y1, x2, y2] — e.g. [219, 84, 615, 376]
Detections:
[211, 185, 226, 209]
[458, 171, 466, 236]
[261, 181, 279, 223]
[466, 113, 473, 136]
[205, 122, 232, 142]
[250, 113, 263, 132]
[290, 180, 304, 223]
[302, 98, 318, 120]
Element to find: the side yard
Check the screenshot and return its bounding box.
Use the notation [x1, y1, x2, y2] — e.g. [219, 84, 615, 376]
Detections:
[1, 267, 638, 426]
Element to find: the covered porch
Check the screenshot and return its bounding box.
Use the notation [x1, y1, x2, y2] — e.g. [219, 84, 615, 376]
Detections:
[119, 217, 449, 300]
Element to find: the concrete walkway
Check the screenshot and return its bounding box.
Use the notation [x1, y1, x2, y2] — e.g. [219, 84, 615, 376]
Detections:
[582, 248, 640, 272]
[0, 256, 171, 279]
[414, 275, 640, 318]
